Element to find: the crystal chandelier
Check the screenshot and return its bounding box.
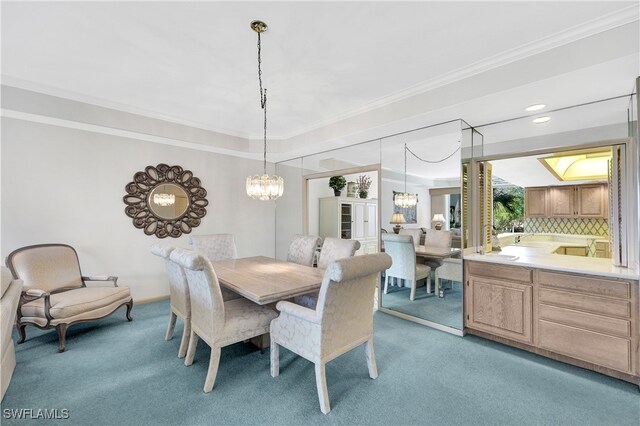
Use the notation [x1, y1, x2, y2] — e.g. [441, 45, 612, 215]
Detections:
[153, 193, 175, 206]
[395, 143, 418, 208]
[246, 20, 284, 201]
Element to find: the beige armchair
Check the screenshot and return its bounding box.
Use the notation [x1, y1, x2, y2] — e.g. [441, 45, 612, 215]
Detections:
[6, 244, 133, 352]
[1, 267, 22, 400]
[150, 244, 191, 358]
[170, 248, 278, 393]
[270, 253, 392, 414]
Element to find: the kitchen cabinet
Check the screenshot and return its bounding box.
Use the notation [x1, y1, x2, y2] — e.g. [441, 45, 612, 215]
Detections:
[465, 260, 639, 384]
[524, 183, 608, 218]
[319, 197, 377, 255]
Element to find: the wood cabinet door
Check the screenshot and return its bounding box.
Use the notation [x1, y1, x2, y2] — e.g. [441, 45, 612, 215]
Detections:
[576, 184, 606, 218]
[353, 202, 366, 239]
[467, 277, 533, 343]
[365, 203, 377, 239]
[548, 186, 575, 217]
[524, 187, 547, 217]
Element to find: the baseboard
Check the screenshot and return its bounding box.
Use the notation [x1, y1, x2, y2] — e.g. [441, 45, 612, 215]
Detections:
[135, 295, 169, 305]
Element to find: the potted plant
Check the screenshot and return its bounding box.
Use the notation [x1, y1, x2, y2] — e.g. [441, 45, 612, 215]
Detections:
[356, 174, 372, 199]
[329, 175, 347, 196]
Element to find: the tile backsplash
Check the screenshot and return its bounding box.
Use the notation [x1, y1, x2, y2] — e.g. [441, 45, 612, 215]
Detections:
[524, 217, 609, 237]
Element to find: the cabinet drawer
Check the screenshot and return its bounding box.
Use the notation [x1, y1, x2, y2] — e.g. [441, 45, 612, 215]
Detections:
[538, 270, 630, 299]
[538, 320, 632, 373]
[539, 288, 631, 318]
[539, 304, 631, 338]
[467, 262, 532, 283]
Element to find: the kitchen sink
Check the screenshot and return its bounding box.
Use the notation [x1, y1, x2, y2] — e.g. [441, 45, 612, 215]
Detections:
[484, 253, 519, 261]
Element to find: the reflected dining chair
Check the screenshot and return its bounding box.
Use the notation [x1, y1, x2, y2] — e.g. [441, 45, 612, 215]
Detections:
[294, 237, 361, 309]
[423, 229, 452, 270]
[435, 258, 463, 296]
[381, 234, 431, 301]
[150, 243, 191, 358]
[270, 253, 392, 414]
[287, 234, 322, 267]
[6, 244, 133, 352]
[399, 228, 422, 248]
[188, 234, 241, 301]
[170, 249, 278, 393]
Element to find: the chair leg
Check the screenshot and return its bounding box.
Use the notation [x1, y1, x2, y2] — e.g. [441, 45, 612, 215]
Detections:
[270, 336, 280, 378]
[177, 318, 190, 358]
[435, 274, 440, 296]
[410, 280, 416, 301]
[56, 324, 68, 353]
[165, 312, 177, 341]
[203, 346, 221, 393]
[184, 331, 199, 366]
[16, 323, 27, 344]
[364, 337, 378, 379]
[383, 275, 390, 294]
[125, 300, 133, 321]
[314, 362, 331, 414]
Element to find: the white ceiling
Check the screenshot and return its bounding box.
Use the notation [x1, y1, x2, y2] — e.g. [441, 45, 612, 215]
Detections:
[2, 0, 638, 150]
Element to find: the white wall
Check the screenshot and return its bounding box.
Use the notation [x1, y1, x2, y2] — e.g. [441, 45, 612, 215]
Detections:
[1, 118, 276, 301]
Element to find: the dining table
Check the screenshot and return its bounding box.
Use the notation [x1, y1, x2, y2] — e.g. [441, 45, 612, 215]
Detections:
[415, 246, 461, 260]
[209, 256, 326, 306]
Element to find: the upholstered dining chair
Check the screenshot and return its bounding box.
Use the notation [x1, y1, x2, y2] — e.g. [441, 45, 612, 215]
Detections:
[169, 249, 278, 393]
[399, 228, 422, 248]
[293, 237, 361, 309]
[381, 234, 431, 301]
[287, 234, 322, 267]
[270, 253, 392, 414]
[150, 243, 191, 358]
[6, 244, 133, 352]
[188, 234, 241, 301]
[423, 229, 452, 270]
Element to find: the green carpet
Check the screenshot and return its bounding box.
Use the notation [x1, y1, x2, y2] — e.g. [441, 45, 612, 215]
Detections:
[381, 279, 463, 329]
[2, 300, 638, 425]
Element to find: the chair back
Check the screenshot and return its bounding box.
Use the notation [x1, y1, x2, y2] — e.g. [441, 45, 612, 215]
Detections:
[188, 234, 237, 261]
[170, 249, 225, 337]
[6, 244, 83, 292]
[316, 254, 392, 349]
[381, 234, 417, 281]
[287, 235, 322, 267]
[150, 244, 190, 318]
[399, 228, 422, 248]
[317, 238, 361, 269]
[424, 229, 451, 248]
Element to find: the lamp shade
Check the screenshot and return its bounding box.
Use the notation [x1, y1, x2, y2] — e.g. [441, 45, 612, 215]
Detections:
[432, 214, 445, 223]
[390, 213, 407, 224]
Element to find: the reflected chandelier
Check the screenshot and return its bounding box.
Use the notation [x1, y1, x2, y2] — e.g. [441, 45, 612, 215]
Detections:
[153, 193, 175, 206]
[246, 20, 284, 201]
[395, 143, 418, 208]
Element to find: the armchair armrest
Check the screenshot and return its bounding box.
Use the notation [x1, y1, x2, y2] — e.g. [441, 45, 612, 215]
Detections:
[82, 275, 119, 286]
[20, 289, 53, 325]
[24, 288, 48, 297]
[275, 300, 320, 324]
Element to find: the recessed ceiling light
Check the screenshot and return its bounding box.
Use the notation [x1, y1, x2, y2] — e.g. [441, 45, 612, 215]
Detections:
[525, 104, 546, 112]
[533, 116, 551, 124]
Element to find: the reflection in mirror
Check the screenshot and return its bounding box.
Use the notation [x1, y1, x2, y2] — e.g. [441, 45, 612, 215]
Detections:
[148, 183, 189, 219]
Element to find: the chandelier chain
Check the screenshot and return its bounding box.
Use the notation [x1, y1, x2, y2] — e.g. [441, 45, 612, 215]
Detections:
[404, 143, 408, 192]
[405, 145, 461, 164]
[257, 31, 267, 174]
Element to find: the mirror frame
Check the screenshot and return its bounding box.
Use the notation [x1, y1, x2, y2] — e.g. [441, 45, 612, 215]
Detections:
[123, 164, 208, 238]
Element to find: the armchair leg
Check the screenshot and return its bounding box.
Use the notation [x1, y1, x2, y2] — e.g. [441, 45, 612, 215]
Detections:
[364, 337, 378, 379]
[203, 347, 221, 393]
[184, 331, 199, 366]
[165, 312, 177, 341]
[16, 323, 27, 344]
[178, 318, 190, 359]
[315, 362, 331, 414]
[56, 324, 68, 353]
[270, 337, 280, 378]
[125, 300, 133, 321]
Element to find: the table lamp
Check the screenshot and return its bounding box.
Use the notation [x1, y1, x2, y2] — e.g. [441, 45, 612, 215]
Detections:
[390, 212, 406, 234]
[432, 213, 446, 230]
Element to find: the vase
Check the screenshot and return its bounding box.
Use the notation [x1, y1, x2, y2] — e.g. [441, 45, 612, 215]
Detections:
[359, 190, 368, 199]
[347, 182, 357, 197]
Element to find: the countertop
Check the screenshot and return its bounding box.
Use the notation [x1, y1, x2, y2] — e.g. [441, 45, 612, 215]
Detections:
[465, 246, 639, 280]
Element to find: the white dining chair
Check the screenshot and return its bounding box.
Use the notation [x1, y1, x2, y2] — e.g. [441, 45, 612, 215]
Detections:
[435, 257, 463, 296]
[399, 228, 422, 248]
[169, 248, 278, 393]
[287, 234, 322, 267]
[150, 243, 191, 358]
[270, 253, 392, 414]
[423, 229, 452, 271]
[188, 234, 241, 301]
[381, 234, 431, 301]
[294, 237, 361, 309]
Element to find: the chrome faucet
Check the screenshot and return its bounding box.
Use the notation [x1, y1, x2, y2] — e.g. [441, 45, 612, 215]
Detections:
[515, 233, 534, 244]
